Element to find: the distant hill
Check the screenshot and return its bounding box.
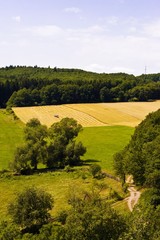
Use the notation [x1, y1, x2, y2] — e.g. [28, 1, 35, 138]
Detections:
[0, 65, 160, 108]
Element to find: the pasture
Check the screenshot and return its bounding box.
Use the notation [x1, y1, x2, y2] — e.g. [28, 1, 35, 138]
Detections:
[0, 168, 126, 221]
[13, 101, 160, 127]
[0, 110, 24, 170]
[78, 126, 134, 171]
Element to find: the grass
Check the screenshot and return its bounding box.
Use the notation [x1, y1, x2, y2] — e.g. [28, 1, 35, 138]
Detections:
[0, 110, 24, 170]
[0, 111, 134, 220]
[0, 169, 126, 221]
[78, 126, 134, 171]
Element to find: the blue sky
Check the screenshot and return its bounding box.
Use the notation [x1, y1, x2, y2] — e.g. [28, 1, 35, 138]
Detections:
[0, 0, 160, 75]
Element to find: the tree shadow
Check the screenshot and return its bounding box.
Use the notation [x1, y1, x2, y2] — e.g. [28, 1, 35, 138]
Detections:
[82, 159, 100, 166]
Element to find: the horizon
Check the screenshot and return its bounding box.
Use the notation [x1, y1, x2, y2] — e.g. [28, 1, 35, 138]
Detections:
[1, 64, 159, 77]
[1, 0, 160, 75]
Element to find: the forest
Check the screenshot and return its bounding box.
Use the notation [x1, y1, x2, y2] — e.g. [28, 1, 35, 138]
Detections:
[0, 65, 160, 108]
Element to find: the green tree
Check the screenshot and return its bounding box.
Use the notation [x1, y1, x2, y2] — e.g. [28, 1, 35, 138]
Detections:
[65, 141, 86, 166]
[64, 191, 126, 240]
[49, 117, 82, 144]
[90, 163, 102, 178]
[10, 145, 32, 174]
[12, 118, 48, 173]
[8, 187, 53, 230]
[114, 109, 160, 186]
[0, 221, 21, 240]
[142, 135, 160, 188]
[47, 118, 86, 168]
[121, 190, 160, 240]
[12, 117, 86, 172]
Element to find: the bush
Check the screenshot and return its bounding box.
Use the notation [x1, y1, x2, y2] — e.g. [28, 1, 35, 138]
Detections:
[8, 186, 54, 231]
[90, 164, 102, 178]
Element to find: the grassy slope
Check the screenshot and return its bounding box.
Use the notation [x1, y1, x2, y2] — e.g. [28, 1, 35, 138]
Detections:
[0, 170, 125, 220]
[0, 110, 24, 170]
[0, 112, 134, 220]
[78, 126, 134, 172]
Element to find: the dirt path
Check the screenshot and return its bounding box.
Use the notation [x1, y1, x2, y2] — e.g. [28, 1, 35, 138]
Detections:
[126, 176, 141, 212]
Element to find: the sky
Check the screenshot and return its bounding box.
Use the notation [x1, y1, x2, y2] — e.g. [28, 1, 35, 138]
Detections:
[0, 0, 160, 75]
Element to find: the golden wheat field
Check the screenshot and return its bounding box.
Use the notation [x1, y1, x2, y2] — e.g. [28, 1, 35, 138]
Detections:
[12, 101, 160, 127]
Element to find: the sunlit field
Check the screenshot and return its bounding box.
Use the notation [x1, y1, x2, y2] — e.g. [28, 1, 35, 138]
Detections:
[13, 101, 160, 127]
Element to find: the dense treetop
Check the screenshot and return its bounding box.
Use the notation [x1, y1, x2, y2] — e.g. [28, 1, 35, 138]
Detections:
[114, 109, 160, 187]
[0, 65, 159, 108]
[11, 117, 86, 174]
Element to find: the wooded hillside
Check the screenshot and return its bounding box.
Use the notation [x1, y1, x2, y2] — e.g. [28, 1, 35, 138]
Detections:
[0, 65, 160, 108]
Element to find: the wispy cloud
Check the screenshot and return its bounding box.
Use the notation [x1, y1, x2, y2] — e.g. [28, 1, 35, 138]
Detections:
[63, 7, 81, 14]
[107, 16, 119, 25]
[144, 19, 160, 38]
[12, 16, 21, 23]
[26, 25, 63, 37]
[2, 18, 160, 74]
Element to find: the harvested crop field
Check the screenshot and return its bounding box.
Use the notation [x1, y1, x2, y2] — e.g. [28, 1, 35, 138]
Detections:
[12, 101, 160, 127]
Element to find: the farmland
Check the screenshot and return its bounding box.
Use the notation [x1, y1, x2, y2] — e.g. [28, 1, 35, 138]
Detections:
[0, 102, 159, 223]
[13, 101, 160, 127]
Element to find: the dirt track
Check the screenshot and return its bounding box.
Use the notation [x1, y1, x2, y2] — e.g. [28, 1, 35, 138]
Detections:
[126, 176, 141, 211]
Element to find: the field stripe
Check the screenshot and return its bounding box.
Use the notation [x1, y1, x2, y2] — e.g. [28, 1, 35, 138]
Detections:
[12, 101, 160, 127]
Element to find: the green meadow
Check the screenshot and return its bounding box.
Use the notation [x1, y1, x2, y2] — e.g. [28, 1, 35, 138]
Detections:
[0, 110, 134, 220]
[0, 110, 24, 170]
[0, 110, 134, 172]
[78, 126, 134, 171]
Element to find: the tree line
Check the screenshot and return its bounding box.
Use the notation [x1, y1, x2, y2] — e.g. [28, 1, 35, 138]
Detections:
[113, 109, 160, 239]
[0, 66, 160, 108]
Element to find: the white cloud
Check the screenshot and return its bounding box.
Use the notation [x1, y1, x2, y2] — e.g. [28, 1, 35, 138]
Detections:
[64, 7, 81, 14]
[2, 20, 160, 75]
[107, 16, 119, 25]
[26, 25, 63, 37]
[144, 20, 160, 38]
[84, 63, 108, 73]
[129, 26, 137, 33]
[12, 16, 21, 23]
[110, 66, 135, 74]
[0, 41, 8, 46]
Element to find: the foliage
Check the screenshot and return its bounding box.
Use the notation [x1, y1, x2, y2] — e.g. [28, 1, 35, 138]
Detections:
[114, 109, 160, 187]
[63, 190, 127, 240]
[47, 117, 86, 168]
[0, 221, 21, 240]
[11, 118, 86, 173]
[11, 119, 48, 173]
[90, 163, 102, 178]
[120, 190, 160, 240]
[0, 66, 159, 108]
[8, 186, 53, 230]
